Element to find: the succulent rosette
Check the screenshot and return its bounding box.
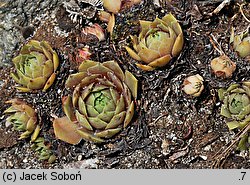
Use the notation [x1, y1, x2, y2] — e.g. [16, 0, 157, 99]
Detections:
[103, 0, 142, 14]
[125, 13, 184, 71]
[82, 23, 105, 41]
[53, 60, 138, 144]
[230, 28, 250, 58]
[4, 99, 40, 141]
[218, 82, 250, 151]
[182, 74, 204, 97]
[210, 55, 236, 78]
[31, 137, 56, 163]
[11, 40, 59, 92]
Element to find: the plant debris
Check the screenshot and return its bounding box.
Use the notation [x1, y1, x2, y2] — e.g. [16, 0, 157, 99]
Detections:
[0, 129, 18, 149]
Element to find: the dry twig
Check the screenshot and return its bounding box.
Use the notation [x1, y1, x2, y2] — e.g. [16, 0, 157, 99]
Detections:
[148, 112, 168, 126]
[238, 3, 250, 23]
[208, 0, 231, 16]
[211, 122, 250, 168]
[209, 34, 225, 55]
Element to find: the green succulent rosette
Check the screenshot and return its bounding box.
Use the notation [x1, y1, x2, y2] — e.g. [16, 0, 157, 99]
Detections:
[218, 82, 250, 151]
[11, 40, 59, 92]
[230, 28, 250, 58]
[125, 13, 184, 71]
[53, 60, 138, 144]
[31, 137, 56, 163]
[4, 99, 40, 141]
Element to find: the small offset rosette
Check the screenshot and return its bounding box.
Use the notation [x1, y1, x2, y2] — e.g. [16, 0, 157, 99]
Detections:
[218, 82, 250, 151]
[4, 99, 40, 141]
[182, 74, 204, 97]
[53, 60, 138, 144]
[11, 40, 59, 92]
[219, 82, 250, 122]
[210, 55, 236, 78]
[103, 0, 142, 14]
[125, 13, 184, 71]
[230, 28, 250, 58]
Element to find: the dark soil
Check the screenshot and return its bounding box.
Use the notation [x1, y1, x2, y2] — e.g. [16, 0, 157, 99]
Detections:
[0, 0, 250, 169]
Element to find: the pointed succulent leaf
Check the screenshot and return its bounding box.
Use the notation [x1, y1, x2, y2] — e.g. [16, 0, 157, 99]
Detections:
[81, 83, 94, 100]
[148, 54, 172, 67]
[220, 105, 232, 118]
[218, 88, 226, 101]
[124, 101, 135, 128]
[110, 88, 120, 104]
[72, 85, 81, 107]
[237, 135, 248, 151]
[31, 125, 41, 142]
[125, 46, 142, 61]
[106, 111, 126, 129]
[16, 86, 31, 92]
[107, 72, 123, 92]
[136, 63, 154, 71]
[88, 117, 108, 129]
[78, 97, 87, 116]
[107, 13, 115, 36]
[95, 128, 122, 138]
[75, 110, 93, 131]
[78, 60, 98, 72]
[123, 83, 132, 106]
[88, 63, 113, 76]
[226, 121, 240, 130]
[65, 72, 88, 88]
[43, 72, 56, 91]
[98, 111, 114, 123]
[26, 117, 37, 131]
[62, 96, 76, 121]
[114, 95, 125, 114]
[77, 130, 104, 143]
[125, 71, 138, 99]
[103, 60, 125, 81]
[238, 104, 250, 120]
[19, 130, 33, 140]
[48, 155, 57, 164]
[80, 74, 101, 87]
[86, 105, 99, 117]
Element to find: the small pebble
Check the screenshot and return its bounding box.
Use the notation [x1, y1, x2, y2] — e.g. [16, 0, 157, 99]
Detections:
[23, 158, 28, 163]
[78, 155, 82, 161]
[204, 145, 212, 151]
[200, 155, 207, 160]
[7, 160, 13, 167]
